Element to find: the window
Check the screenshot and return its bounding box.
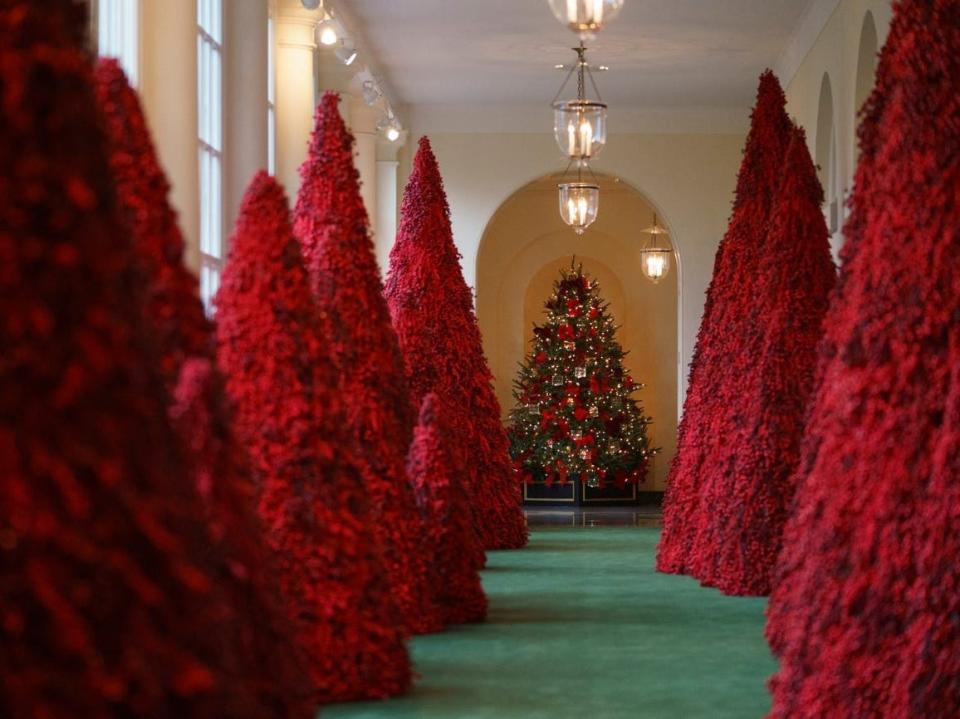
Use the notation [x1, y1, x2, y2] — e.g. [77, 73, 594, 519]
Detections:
[267, 14, 276, 175]
[97, 0, 139, 85]
[198, 0, 223, 314]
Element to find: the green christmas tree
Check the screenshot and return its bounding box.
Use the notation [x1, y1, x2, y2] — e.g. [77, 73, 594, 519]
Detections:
[508, 263, 658, 488]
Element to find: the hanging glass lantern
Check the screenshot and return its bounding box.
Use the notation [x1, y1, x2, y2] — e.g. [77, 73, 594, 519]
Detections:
[552, 44, 607, 161]
[639, 214, 673, 283]
[547, 0, 625, 37]
[554, 100, 607, 161]
[559, 182, 599, 234]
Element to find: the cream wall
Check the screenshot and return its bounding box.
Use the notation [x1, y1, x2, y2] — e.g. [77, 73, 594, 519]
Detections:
[477, 177, 679, 491]
[779, 0, 892, 254]
[389, 131, 746, 405]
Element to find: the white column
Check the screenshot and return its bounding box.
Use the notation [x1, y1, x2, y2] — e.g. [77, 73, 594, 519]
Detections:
[346, 97, 379, 236]
[223, 0, 269, 236]
[375, 159, 398, 275]
[275, 7, 318, 201]
[139, 0, 200, 270]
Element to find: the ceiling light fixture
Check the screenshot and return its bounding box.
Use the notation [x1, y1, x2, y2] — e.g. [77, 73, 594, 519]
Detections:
[301, 0, 321, 9]
[547, 0, 625, 38]
[318, 18, 338, 46]
[552, 43, 607, 162]
[639, 213, 673, 283]
[335, 40, 358, 65]
[362, 78, 382, 106]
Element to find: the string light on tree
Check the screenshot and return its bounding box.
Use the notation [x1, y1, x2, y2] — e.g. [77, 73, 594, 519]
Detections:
[509, 263, 658, 489]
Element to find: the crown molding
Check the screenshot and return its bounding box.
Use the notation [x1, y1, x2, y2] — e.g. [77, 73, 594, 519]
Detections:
[775, 0, 842, 89]
[407, 103, 749, 136]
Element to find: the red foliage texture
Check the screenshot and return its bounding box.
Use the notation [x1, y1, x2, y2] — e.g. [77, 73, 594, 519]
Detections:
[657, 71, 792, 576]
[407, 394, 488, 625]
[0, 2, 285, 715]
[385, 137, 527, 551]
[93, 58, 212, 389]
[766, 1, 960, 715]
[692, 127, 835, 596]
[215, 171, 410, 704]
[95, 59, 312, 712]
[294, 92, 440, 635]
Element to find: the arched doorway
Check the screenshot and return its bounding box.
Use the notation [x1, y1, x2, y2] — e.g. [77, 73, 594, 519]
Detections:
[854, 11, 879, 162]
[476, 173, 680, 491]
[816, 72, 842, 259]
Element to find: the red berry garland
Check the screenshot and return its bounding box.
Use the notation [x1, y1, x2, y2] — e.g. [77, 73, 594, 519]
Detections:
[215, 172, 410, 704]
[766, 1, 960, 715]
[385, 137, 527, 551]
[294, 93, 441, 635]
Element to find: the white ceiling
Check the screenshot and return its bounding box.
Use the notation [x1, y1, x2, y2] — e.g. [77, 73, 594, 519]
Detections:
[344, 0, 815, 111]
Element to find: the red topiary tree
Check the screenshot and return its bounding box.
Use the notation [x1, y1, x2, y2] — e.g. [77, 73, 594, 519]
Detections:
[766, 1, 960, 715]
[657, 70, 792, 576]
[385, 137, 527, 551]
[0, 2, 289, 716]
[693, 127, 835, 597]
[293, 92, 440, 635]
[408, 394, 487, 625]
[215, 170, 410, 704]
[95, 59, 312, 712]
[93, 58, 211, 390]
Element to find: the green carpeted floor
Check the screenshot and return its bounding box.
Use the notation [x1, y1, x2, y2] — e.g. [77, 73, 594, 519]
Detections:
[325, 527, 777, 719]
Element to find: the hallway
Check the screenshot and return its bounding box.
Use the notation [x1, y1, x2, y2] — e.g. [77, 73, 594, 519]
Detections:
[326, 525, 776, 719]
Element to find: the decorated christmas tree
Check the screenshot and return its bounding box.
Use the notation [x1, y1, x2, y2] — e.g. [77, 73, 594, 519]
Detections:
[386, 137, 527, 550]
[95, 60, 312, 711]
[657, 70, 792, 575]
[215, 172, 410, 704]
[508, 264, 657, 488]
[766, 1, 960, 715]
[0, 2, 292, 715]
[294, 93, 439, 635]
[695, 126, 835, 596]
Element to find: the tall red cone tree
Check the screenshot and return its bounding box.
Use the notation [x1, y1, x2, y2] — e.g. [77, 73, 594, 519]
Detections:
[215, 171, 410, 704]
[93, 58, 211, 389]
[694, 127, 835, 597]
[0, 3, 284, 715]
[293, 92, 440, 635]
[657, 70, 792, 576]
[95, 59, 312, 712]
[408, 394, 488, 625]
[385, 137, 527, 551]
[766, 1, 960, 715]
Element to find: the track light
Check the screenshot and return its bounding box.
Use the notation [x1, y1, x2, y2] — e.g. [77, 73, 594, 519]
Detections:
[386, 124, 401, 142]
[335, 40, 357, 66]
[318, 20, 338, 46]
[362, 79, 382, 106]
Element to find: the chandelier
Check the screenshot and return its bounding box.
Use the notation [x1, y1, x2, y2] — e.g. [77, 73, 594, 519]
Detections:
[639, 213, 673, 283]
[547, 0, 625, 38]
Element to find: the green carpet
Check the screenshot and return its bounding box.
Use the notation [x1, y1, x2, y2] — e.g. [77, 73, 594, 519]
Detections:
[324, 527, 777, 719]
